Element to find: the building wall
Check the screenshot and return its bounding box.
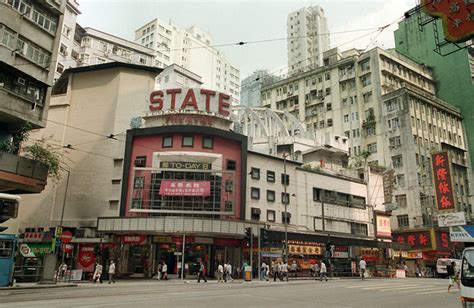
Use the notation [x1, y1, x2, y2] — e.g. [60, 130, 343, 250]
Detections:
[123, 131, 244, 219]
[261, 46, 473, 230]
[394, 14, 474, 188]
[55, 0, 80, 80]
[246, 152, 374, 238]
[16, 66, 158, 230]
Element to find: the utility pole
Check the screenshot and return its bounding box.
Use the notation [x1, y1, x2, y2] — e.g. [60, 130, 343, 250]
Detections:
[250, 226, 253, 281]
[181, 234, 185, 280]
[283, 152, 289, 265]
[59, 170, 70, 265]
[257, 227, 261, 281]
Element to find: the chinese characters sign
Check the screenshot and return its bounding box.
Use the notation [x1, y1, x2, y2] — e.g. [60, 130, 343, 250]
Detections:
[431, 152, 455, 211]
[288, 245, 322, 255]
[421, 0, 474, 43]
[435, 231, 451, 250]
[122, 235, 147, 244]
[376, 214, 392, 237]
[159, 180, 211, 196]
[393, 231, 433, 250]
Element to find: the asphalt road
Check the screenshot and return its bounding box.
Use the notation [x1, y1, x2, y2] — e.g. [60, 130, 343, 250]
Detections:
[0, 278, 460, 308]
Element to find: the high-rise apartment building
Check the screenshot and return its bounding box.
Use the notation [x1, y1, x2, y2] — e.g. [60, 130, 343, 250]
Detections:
[240, 70, 281, 108]
[287, 6, 330, 75]
[55, 1, 156, 82]
[0, 0, 65, 232]
[262, 47, 473, 231]
[134, 19, 241, 104]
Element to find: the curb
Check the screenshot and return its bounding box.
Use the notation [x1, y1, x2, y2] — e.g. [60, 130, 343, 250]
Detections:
[0, 283, 78, 291]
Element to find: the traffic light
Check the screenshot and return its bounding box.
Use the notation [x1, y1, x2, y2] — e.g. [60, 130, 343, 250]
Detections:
[261, 228, 269, 243]
[244, 227, 252, 242]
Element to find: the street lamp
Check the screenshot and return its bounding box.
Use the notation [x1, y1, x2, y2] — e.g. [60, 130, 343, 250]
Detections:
[282, 152, 289, 265]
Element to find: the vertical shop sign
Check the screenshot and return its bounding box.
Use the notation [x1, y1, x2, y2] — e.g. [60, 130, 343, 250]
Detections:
[77, 245, 96, 272]
[432, 152, 455, 211]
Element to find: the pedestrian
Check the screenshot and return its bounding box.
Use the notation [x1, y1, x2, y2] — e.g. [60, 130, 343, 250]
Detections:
[156, 262, 162, 280]
[448, 261, 460, 292]
[93, 262, 103, 284]
[272, 262, 280, 282]
[359, 258, 367, 280]
[57, 262, 67, 283]
[108, 260, 116, 284]
[260, 262, 268, 281]
[290, 260, 298, 278]
[161, 261, 168, 280]
[197, 261, 207, 283]
[403, 262, 408, 277]
[217, 263, 224, 283]
[415, 264, 421, 278]
[241, 260, 248, 279]
[281, 261, 289, 281]
[225, 262, 233, 282]
[313, 262, 320, 279]
[320, 261, 328, 282]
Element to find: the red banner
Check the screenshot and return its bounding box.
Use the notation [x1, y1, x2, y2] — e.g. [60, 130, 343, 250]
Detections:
[77, 245, 96, 272]
[432, 152, 455, 211]
[159, 180, 211, 196]
[393, 231, 433, 250]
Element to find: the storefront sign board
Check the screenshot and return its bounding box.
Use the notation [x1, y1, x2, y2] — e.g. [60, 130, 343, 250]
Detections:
[376, 215, 391, 237]
[159, 180, 211, 196]
[122, 235, 147, 244]
[438, 212, 466, 227]
[432, 152, 456, 211]
[450, 225, 474, 242]
[77, 245, 95, 272]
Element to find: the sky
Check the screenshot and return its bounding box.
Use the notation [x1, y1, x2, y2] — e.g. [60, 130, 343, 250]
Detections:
[77, 0, 417, 79]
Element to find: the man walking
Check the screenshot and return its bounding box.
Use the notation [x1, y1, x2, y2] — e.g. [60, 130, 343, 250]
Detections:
[225, 262, 233, 282]
[281, 261, 289, 281]
[161, 261, 168, 280]
[448, 261, 460, 292]
[320, 260, 328, 282]
[197, 261, 207, 283]
[93, 262, 103, 284]
[359, 258, 367, 280]
[312, 262, 320, 279]
[290, 260, 298, 278]
[217, 263, 224, 283]
[108, 260, 116, 284]
[260, 262, 268, 281]
[272, 262, 280, 282]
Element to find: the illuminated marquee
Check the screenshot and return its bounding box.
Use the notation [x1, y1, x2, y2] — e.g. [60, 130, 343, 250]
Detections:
[149, 88, 231, 117]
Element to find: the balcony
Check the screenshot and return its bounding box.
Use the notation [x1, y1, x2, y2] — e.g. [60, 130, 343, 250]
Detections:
[0, 152, 48, 193]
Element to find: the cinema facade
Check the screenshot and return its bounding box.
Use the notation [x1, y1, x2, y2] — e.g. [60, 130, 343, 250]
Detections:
[91, 85, 399, 278]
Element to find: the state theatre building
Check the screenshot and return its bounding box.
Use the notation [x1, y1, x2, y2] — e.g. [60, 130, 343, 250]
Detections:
[97, 88, 254, 277]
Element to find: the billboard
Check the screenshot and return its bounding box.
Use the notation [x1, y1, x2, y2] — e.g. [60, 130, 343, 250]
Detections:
[159, 180, 211, 196]
[422, 0, 474, 43]
[438, 212, 466, 227]
[376, 214, 391, 237]
[431, 152, 456, 211]
[450, 225, 474, 242]
[393, 230, 432, 250]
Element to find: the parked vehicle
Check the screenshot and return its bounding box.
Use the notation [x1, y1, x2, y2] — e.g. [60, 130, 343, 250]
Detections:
[0, 234, 17, 287]
[437, 258, 461, 277]
[461, 247, 474, 307]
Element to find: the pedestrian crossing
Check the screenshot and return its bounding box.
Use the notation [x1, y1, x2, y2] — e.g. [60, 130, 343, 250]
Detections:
[342, 279, 456, 295]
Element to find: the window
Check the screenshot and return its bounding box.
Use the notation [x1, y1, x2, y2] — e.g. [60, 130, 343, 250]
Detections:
[250, 208, 261, 221]
[251, 187, 260, 200]
[360, 59, 370, 71]
[313, 188, 321, 201]
[59, 43, 68, 56]
[56, 63, 64, 74]
[202, 137, 213, 149]
[327, 119, 333, 127]
[0, 240, 13, 258]
[267, 210, 276, 222]
[267, 171, 275, 182]
[367, 142, 377, 153]
[162, 136, 173, 148]
[281, 192, 290, 204]
[326, 103, 332, 111]
[367, 127, 376, 136]
[396, 174, 406, 187]
[182, 136, 193, 147]
[392, 155, 403, 168]
[282, 212, 291, 224]
[226, 160, 236, 171]
[250, 167, 260, 180]
[343, 115, 349, 123]
[361, 74, 371, 87]
[397, 214, 409, 228]
[325, 87, 331, 95]
[363, 91, 372, 103]
[396, 194, 408, 208]
[351, 223, 368, 236]
[111, 179, 121, 185]
[267, 190, 275, 202]
[81, 37, 91, 47]
[281, 173, 290, 185]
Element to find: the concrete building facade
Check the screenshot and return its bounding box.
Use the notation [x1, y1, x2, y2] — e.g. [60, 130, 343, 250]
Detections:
[155, 63, 202, 90]
[240, 70, 281, 108]
[261, 47, 473, 231]
[394, 14, 474, 184]
[287, 6, 330, 75]
[134, 19, 241, 104]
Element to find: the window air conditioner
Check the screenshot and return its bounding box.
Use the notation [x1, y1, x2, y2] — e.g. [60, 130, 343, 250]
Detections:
[17, 77, 26, 85]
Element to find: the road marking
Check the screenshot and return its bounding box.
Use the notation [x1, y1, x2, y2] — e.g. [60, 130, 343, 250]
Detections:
[360, 284, 419, 290]
[345, 284, 404, 289]
[416, 289, 449, 295]
[379, 286, 440, 292]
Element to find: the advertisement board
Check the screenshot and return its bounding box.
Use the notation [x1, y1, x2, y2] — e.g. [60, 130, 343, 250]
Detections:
[159, 180, 211, 196]
[438, 212, 466, 227]
[376, 215, 391, 237]
[431, 152, 456, 211]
